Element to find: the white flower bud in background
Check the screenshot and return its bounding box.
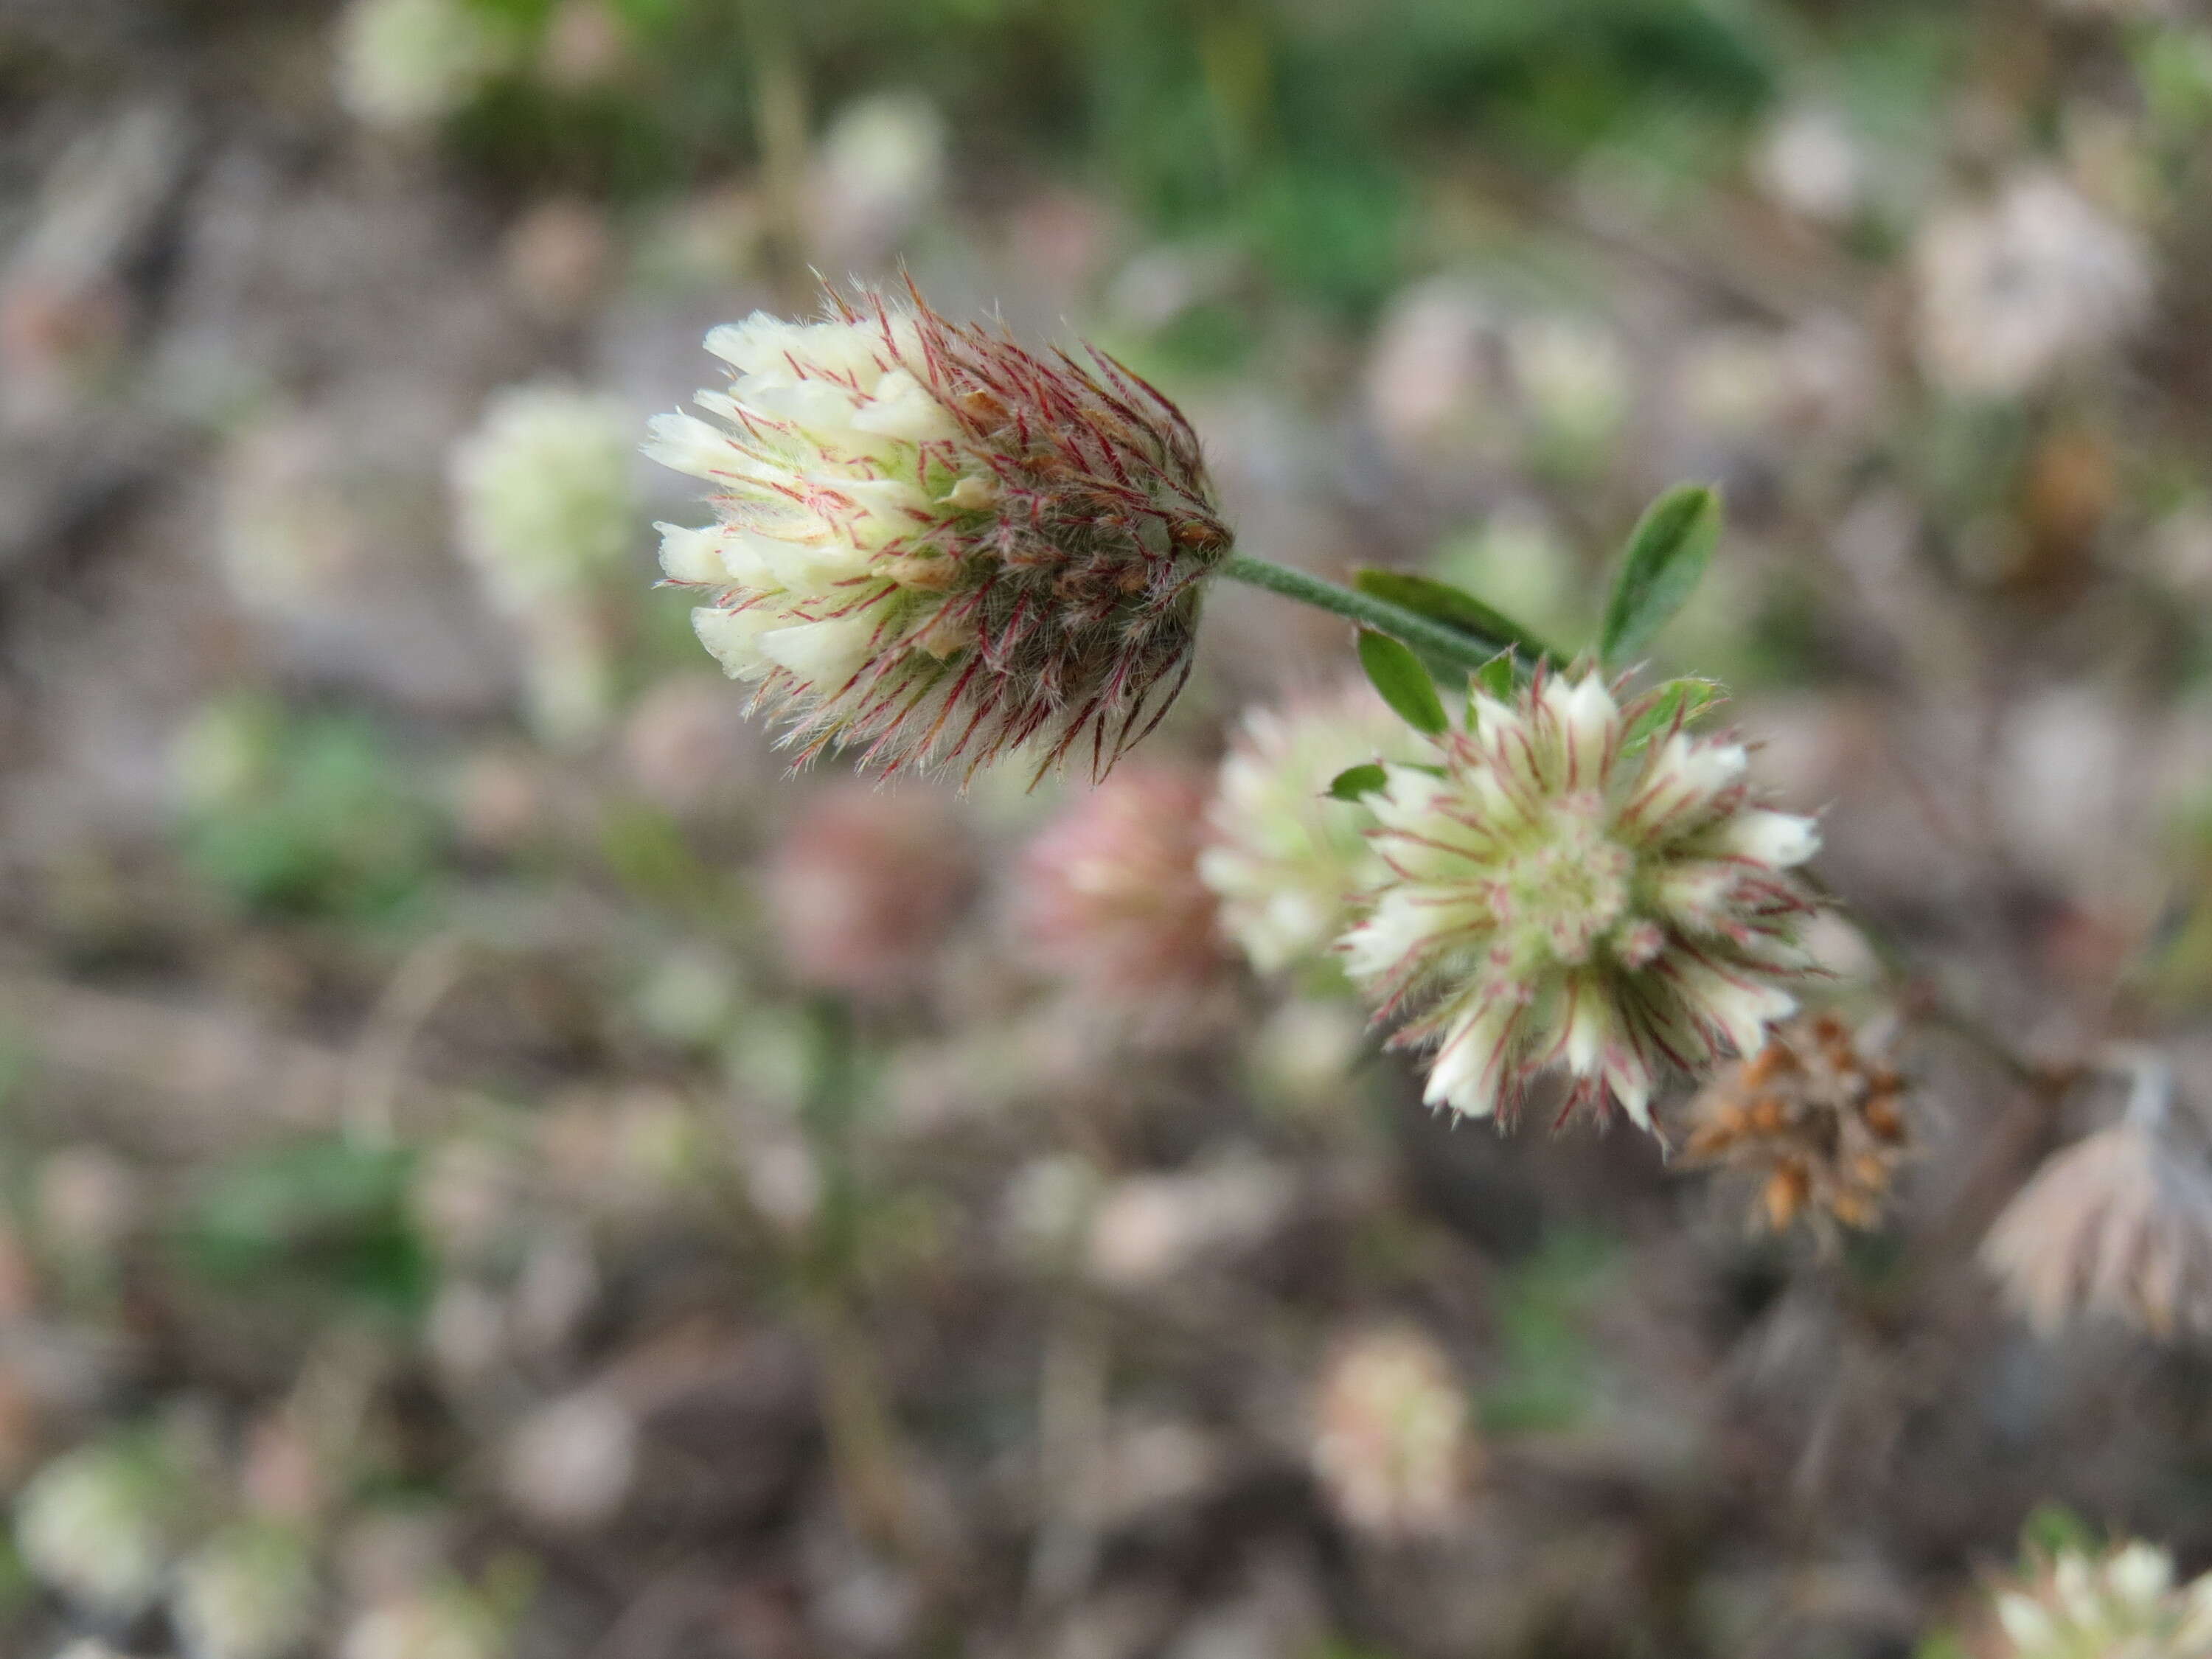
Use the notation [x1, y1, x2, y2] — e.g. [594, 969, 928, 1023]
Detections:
[619, 672, 771, 817]
[501, 1391, 637, 1529]
[15, 1433, 187, 1617]
[648, 285, 1231, 781]
[1245, 997, 1371, 1113]
[1339, 671, 1820, 1133]
[1199, 681, 1426, 978]
[1913, 170, 2151, 398]
[1017, 768, 1238, 1043]
[451, 383, 636, 616]
[335, 0, 518, 131]
[811, 91, 948, 267]
[1505, 312, 1630, 456]
[1753, 107, 1864, 223]
[1085, 1156, 1293, 1289]
[1311, 1326, 1472, 1537]
[339, 1582, 514, 1659]
[172, 1523, 320, 1659]
[1976, 1540, 2212, 1658]
[764, 782, 974, 1001]
[451, 383, 638, 746]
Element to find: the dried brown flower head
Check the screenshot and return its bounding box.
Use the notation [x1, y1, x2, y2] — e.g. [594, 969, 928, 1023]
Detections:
[1681, 1013, 1909, 1237]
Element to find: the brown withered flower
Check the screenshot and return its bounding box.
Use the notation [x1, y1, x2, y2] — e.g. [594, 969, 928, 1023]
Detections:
[1680, 1013, 1910, 1237]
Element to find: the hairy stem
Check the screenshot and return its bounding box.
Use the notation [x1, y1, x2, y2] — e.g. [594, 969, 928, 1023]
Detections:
[1218, 553, 1518, 672]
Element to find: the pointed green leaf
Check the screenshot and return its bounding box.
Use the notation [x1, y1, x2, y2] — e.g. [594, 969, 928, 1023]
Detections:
[1600, 484, 1722, 667]
[1621, 677, 1722, 752]
[1357, 629, 1448, 735]
[1353, 568, 1559, 665]
[1326, 763, 1390, 802]
[1473, 653, 1515, 703]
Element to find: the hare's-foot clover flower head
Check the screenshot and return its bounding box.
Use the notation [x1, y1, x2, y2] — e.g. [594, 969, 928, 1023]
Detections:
[15, 1432, 189, 1617]
[1683, 1013, 1909, 1237]
[1017, 768, 1237, 1044]
[335, 0, 518, 131]
[172, 1522, 321, 1659]
[765, 782, 975, 1001]
[1982, 1113, 2212, 1341]
[1312, 1325, 1472, 1537]
[1199, 680, 1429, 978]
[1978, 1540, 2212, 1659]
[1339, 669, 1820, 1134]
[647, 282, 1231, 782]
[452, 383, 637, 614]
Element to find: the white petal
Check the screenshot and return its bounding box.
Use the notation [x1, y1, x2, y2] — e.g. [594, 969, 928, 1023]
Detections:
[1995, 1595, 2055, 1650]
[1554, 675, 1618, 787]
[1717, 808, 1820, 869]
[757, 612, 883, 689]
[851, 369, 956, 443]
[1338, 889, 1433, 984]
[1423, 1004, 1509, 1119]
[692, 607, 779, 679]
[706, 314, 804, 376]
[642, 412, 737, 481]
[2107, 1543, 2172, 1608]
[656, 522, 727, 584]
[1684, 967, 1795, 1055]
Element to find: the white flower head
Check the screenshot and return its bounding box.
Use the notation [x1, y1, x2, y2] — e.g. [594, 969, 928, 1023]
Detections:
[15, 1433, 188, 1617]
[1914, 170, 2152, 397]
[1977, 1540, 2212, 1659]
[1338, 669, 1820, 1135]
[172, 1523, 320, 1659]
[1198, 679, 1430, 978]
[1312, 1325, 1473, 1537]
[335, 0, 518, 130]
[647, 282, 1231, 782]
[451, 383, 637, 614]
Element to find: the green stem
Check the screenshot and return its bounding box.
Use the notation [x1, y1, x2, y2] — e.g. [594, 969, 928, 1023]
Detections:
[1218, 553, 1518, 672]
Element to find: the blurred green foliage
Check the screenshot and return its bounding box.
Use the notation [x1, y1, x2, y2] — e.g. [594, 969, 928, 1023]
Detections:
[181, 1137, 431, 1320]
[1478, 1225, 1614, 1436]
[174, 698, 443, 924]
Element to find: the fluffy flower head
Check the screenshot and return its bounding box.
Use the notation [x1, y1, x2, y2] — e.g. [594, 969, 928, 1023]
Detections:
[1312, 1325, 1472, 1537]
[1198, 680, 1428, 978]
[1981, 1116, 2212, 1340]
[15, 1433, 187, 1617]
[335, 0, 517, 129]
[1914, 170, 2150, 397]
[452, 383, 636, 613]
[1979, 1540, 2212, 1659]
[1016, 768, 1236, 1043]
[1339, 670, 1820, 1133]
[648, 283, 1231, 782]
